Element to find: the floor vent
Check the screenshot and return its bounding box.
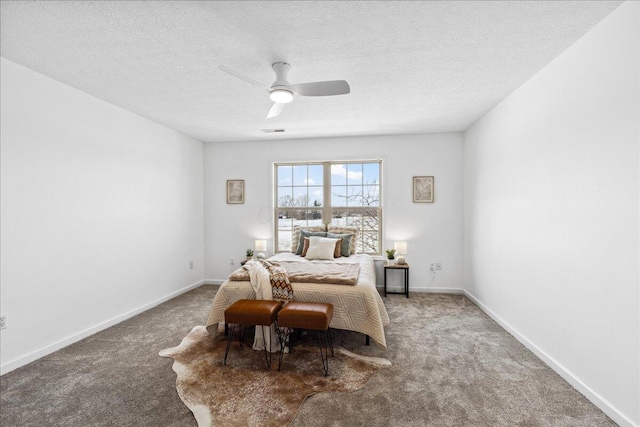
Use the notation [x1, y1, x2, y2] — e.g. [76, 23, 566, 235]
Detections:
[261, 129, 285, 133]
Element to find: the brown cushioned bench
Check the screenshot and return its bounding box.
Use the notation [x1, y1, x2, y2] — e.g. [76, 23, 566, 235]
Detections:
[277, 301, 334, 376]
[224, 299, 283, 369]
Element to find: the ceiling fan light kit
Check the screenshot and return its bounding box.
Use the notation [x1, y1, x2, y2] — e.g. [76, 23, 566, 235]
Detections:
[269, 89, 294, 103]
[219, 61, 350, 119]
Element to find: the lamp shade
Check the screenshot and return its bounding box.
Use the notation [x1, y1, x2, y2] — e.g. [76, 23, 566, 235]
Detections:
[255, 240, 267, 252]
[394, 241, 407, 255]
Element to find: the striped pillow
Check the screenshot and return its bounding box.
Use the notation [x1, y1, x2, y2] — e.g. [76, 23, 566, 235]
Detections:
[327, 225, 359, 254]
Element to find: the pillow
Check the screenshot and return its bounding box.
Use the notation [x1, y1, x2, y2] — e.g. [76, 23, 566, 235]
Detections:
[333, 238, 343, 258]
[301, 236, 343, 258]
[291, 225, 326, 253]
[301, 237, 311, 257]
[305, 236, 339, 260]
[327, 225, 359, 254]
[326, 232, 352, 257]
[296, 230, 327, 255]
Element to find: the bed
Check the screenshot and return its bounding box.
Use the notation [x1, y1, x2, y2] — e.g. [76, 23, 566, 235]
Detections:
[205, 251, 390, 348]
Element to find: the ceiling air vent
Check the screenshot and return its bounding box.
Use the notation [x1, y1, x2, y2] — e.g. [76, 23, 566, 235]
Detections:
[261, 129, 285, 133]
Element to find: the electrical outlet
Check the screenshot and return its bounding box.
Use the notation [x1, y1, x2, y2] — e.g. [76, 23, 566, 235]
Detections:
[436, 262, 442, 271]
[230, 257, 235, 265]
[0, 314, 6, 330]
[189, 261, 194, 269]
[430, 262, 437, 273]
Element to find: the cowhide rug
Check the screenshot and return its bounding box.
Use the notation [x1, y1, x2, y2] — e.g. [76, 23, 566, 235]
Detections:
[159, 325, 390, 427]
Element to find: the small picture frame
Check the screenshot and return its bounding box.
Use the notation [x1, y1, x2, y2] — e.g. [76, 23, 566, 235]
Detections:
[413, 176, 434, 203]
[227, 180, 244, 204]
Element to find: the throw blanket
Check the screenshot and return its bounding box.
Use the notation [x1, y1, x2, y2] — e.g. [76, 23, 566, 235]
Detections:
[242, 259, 293, 352]
[230, 261, 361, 286]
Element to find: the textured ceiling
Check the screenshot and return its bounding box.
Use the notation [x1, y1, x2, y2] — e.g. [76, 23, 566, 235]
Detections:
[0, 1, 622, 143]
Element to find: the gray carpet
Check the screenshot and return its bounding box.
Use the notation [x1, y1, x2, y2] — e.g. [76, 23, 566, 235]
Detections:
[1, 286, 616, 426]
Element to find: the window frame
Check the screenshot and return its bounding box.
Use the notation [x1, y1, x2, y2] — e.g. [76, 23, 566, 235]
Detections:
[274, 160, 382, 255]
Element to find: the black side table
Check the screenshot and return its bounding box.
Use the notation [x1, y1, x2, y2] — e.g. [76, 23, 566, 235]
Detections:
[383, 263, 409, 298]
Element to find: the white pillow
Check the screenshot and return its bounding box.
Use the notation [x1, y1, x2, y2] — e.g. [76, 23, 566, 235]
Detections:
[305, 236, 339, 260]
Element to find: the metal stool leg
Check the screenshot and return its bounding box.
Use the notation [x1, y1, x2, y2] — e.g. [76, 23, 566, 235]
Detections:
[288, 328, 296, 354]
[277, 326, 285, 371]
[224, 323, 237, 365]
[317, 330, 330, 376]
[277, 325, 295, 371]
[262, 324, 273, 370]
[239, 324, 247, 349]
[327, 328, 334, 357]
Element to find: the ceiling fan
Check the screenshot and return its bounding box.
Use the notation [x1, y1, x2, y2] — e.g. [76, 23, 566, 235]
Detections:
[218, 62, 350, 119]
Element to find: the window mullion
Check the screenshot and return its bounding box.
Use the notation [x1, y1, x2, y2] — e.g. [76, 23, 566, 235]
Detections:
[322, 162, 331, 225]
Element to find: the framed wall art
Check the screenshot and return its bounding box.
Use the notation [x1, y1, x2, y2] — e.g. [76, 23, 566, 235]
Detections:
[227, 179, 245, 204]
[413, 176, 434, 203]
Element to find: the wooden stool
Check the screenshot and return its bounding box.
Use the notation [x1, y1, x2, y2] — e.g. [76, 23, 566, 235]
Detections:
[224, 299, 283, 369]
[277, 302, 334, 376]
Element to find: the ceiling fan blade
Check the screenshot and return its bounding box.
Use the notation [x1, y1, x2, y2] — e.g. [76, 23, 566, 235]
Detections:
[218, 65, 269, 92]
[288, 80, 350, 97]
[266, 102, 286, 119]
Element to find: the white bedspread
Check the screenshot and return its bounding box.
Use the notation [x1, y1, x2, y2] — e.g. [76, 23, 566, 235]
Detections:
[205, 253, 390, 348]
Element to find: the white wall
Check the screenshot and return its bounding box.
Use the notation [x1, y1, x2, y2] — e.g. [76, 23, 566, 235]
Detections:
[463, 2, 639, 426]
[0, 58, 205, 374]
[203, 133, 464, 292]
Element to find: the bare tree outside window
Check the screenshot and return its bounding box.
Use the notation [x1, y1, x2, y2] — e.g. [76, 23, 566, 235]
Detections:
[331, 181, 380, 253]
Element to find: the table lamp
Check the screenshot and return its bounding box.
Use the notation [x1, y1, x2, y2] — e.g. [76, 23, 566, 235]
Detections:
[255, 240, 267, 259]
[394, 241, 407, 265]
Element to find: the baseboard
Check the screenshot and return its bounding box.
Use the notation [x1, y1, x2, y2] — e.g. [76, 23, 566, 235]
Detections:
[410, 287, 464, 294]
[463, 290, 638, 427]
[0, 280, 206, 376]
[375, 285, 464, 295]
[203, 279, 225, 285]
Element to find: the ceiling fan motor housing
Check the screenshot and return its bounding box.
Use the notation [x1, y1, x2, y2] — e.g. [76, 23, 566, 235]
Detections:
[271, 62, 291, 87]
[269, 62, 294, 103]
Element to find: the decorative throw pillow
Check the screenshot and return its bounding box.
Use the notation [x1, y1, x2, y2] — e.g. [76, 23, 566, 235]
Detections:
[305, 236, 340, 260]
[296, 230, 327, 255]
[291, 225, 326, 253]
[302, 236, 342, 258]
[327, 225, 359, 254]
[326, 232, 352, 257]
[301, 237, 311, 257]
[333, 238, 343, 258]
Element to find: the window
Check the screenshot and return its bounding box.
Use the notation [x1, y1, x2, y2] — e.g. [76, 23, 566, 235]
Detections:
[275, 160, 382, 254]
